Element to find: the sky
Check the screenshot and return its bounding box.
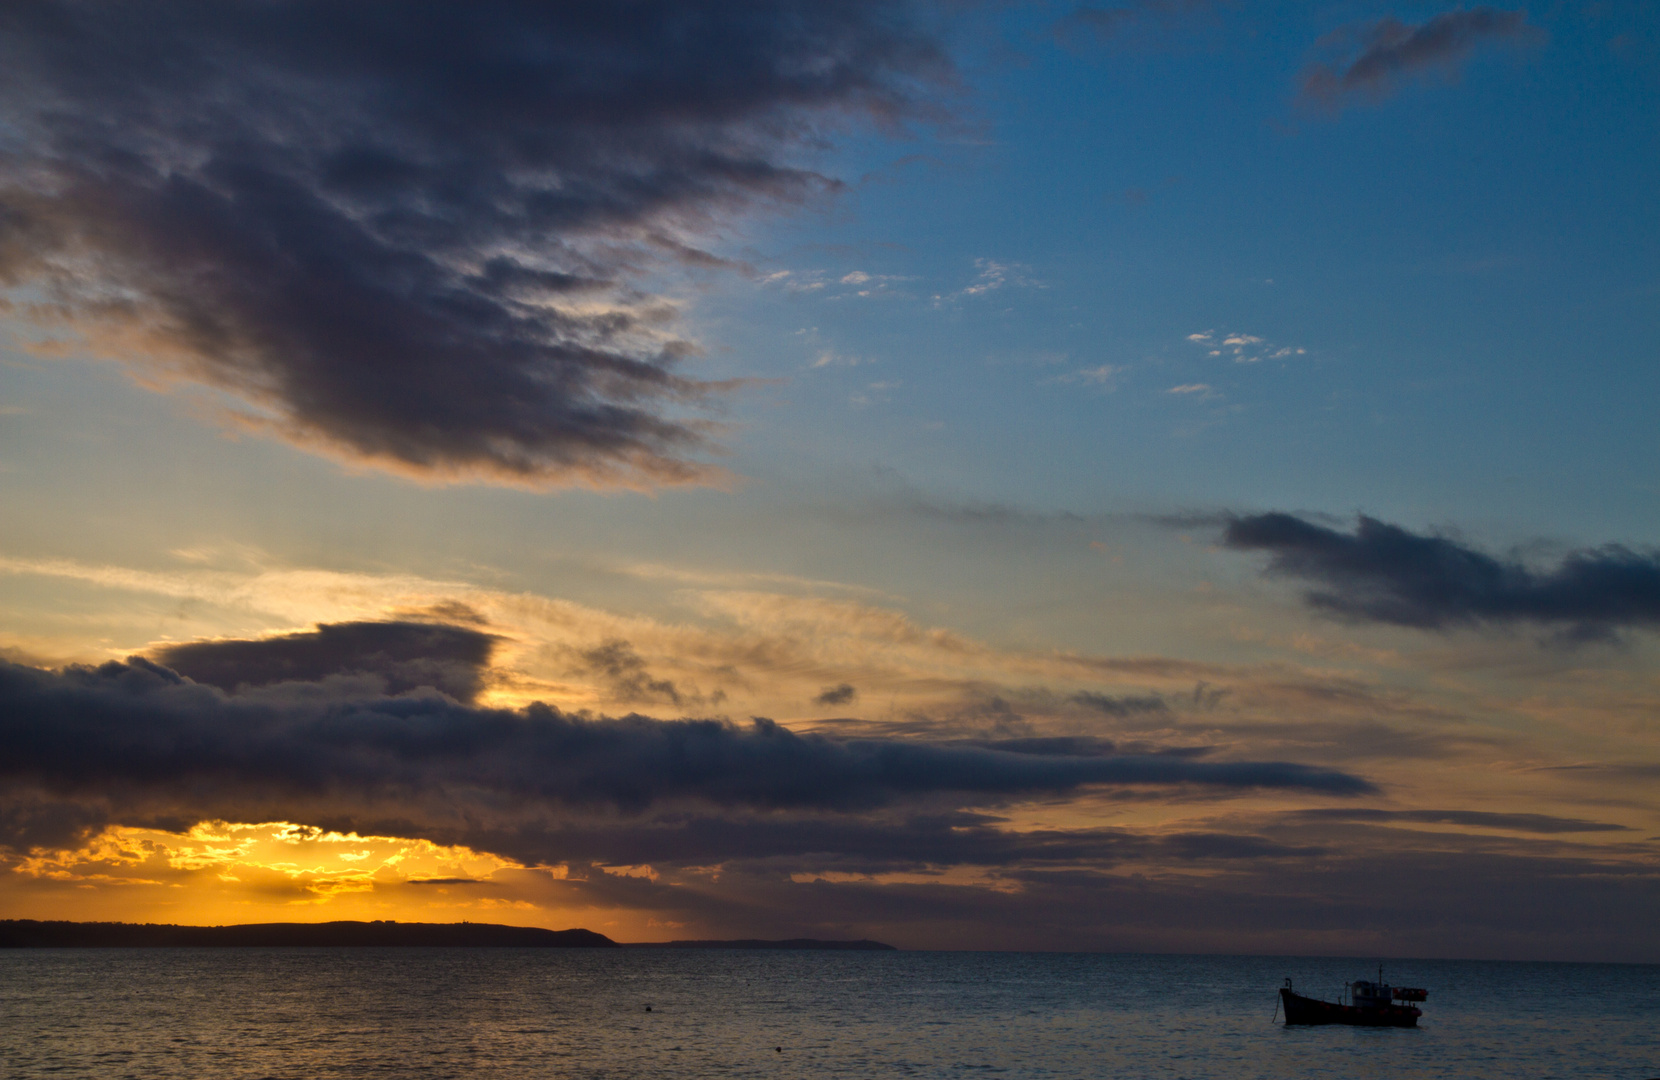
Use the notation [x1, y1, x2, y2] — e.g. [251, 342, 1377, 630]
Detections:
[1, 0, 1657, 961]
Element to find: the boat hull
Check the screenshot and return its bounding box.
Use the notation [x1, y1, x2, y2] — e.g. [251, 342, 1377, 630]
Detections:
[1280, 988, 1420, 1028]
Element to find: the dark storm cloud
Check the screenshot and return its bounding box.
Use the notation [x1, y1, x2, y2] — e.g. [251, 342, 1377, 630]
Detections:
[1302, 7, 1538, 107]
[439, 812, 1323, 878]
[1222, 512, 1660, 636]
[816, 683, 858, 706]
[153, 620, 496, 703]
[0, 2, 950, 487]
[0, 656, 1371, 853]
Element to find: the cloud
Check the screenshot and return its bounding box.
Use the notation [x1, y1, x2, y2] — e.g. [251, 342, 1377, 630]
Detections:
[480, 813, 1329, 879]
[1222, 512, 1660, 637]
[1069, 691, 1167, 717]
[0, 2, 952, 489]
[405, 877, 489, 886]
[811, 349, 869, 368]
[1544, 762, 1660, 782]
[0, 544, 1485, 734]
[834, 270, 914, 298]
[153, 620, 496, 703]
[932, 258, 1039, 305]
[1284, 808, 1632, 834]
[1044, 364, 1123, 389]
[769, 269, 911, 300]
[816, 683, 858, 706]
[1185, 330, 1303, 364]
[46, 798, 1660, 961]
[974, 736, 1117, 757]
[666, 842, 1660, 958]
[397, 811, 1660, 958]
[6, 564, 1657, 957]
[571, 638, 719, 708]
[1302, 7, 1540, 108]
[0, 654, 1374, 855]
[8, 569, 1658, 956]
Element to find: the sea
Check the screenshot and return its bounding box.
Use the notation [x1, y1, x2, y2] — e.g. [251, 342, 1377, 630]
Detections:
[2, 949, 1655, 1079]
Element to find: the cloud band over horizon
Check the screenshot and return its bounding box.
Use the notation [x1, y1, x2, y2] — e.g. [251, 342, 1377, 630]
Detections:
[0, 647, 1373, 858]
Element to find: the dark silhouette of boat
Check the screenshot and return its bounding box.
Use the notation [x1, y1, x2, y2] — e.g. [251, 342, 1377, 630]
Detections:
[1278, 967, 1427, 1027]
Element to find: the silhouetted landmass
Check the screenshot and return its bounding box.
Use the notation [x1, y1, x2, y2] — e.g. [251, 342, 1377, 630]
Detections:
[626, 938, 897, 950]
[0, 920, 617, 948]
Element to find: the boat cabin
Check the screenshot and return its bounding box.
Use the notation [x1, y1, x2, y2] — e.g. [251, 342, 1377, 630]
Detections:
[1350, 979, 1393, 1007]
[1349, 969, 1429, 1008]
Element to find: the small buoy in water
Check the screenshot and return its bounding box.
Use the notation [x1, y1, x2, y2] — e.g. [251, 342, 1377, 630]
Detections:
[776, 1047, 782, 1053]
[644, 1005, 652, 1012]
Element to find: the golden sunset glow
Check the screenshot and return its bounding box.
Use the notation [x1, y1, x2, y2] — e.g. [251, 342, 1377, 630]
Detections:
[3, 0, 1657, 964]
[9, 822, 526, 920]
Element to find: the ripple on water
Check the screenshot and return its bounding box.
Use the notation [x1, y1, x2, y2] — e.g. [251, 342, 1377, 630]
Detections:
[1, 950, 1656, 1079]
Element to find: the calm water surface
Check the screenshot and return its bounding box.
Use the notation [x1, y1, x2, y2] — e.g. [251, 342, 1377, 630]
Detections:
[2, 950, 1656, 1078]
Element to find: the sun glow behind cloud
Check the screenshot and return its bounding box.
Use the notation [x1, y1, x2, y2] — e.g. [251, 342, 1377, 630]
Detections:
[1, 1, 1657, 962]
[10, 821, 546, 925]
[2, 527, 1657, 955]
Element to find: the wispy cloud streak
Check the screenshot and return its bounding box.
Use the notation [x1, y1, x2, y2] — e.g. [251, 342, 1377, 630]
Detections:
[1302, 7, 1539, 108]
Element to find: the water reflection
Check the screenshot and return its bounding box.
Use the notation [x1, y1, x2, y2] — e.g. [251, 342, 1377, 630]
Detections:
[2, 950, 1655, 1078]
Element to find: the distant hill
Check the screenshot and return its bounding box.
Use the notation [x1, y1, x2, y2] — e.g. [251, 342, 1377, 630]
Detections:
[0, 920, 618, 948]
[625, 938, 897, 950]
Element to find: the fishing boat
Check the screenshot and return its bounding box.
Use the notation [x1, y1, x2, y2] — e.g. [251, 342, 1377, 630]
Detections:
[1278, 967, 1427, 1027]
